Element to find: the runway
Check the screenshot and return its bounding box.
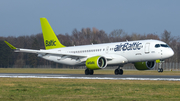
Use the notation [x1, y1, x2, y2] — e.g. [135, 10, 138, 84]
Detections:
[0, 73, 180, 81]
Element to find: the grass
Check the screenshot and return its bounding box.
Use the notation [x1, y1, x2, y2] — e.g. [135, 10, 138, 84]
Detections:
[0, 68, 180, 75]
[0, 78, 180, 101]
[0, 68, 180, 100]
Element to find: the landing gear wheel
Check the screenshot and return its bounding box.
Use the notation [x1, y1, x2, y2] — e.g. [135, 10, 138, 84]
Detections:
[89, 70, 94, 75]
[85, 69, 94, 75]
[114, 69, 123, 75]
[158, 68, 163, 73]
[85, 69, 89, 75]
[115, 69, 119, 75]
[119, 69, 123, 75]
[161, 68, 163, 72]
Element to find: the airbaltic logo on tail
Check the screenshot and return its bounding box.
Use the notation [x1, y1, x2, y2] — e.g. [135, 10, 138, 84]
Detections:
[114, 42, 143, 52]
[46, 40, 56, 47]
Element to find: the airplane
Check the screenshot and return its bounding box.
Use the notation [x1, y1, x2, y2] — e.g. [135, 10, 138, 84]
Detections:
[4, 18, 174, 75]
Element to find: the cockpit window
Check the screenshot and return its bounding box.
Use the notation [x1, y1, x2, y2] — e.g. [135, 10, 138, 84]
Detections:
[155, 44, 160, 48]
[155, 44, 169, 48]
[160, 44, 169, 47]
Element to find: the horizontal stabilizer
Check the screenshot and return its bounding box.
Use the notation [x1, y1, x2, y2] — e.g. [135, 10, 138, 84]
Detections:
[4, 41, 17, 49]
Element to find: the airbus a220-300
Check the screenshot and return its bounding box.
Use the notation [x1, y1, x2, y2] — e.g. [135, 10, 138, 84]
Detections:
[5, 18, 174, 75]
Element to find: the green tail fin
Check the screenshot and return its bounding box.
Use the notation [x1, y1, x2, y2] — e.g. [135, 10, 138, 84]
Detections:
[40, 17, 65, 50]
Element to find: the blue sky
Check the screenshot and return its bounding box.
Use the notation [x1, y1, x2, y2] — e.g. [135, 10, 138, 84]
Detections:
[0, 0, 180, 37]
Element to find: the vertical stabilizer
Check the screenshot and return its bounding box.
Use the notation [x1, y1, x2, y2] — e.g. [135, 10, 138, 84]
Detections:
[40, 17, 65, 50]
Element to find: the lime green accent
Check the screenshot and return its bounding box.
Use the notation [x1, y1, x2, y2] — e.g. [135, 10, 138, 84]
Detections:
[40, 17, 65, 50]
[134, 62, 148, 70]
[86, 56, 101, 70]
[4, 41, 17, 49]
[156, 59, 160, 63]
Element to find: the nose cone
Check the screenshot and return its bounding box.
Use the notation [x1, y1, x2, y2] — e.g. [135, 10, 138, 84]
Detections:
[164, 48, 174, 58]
[169, 48, 174, 57]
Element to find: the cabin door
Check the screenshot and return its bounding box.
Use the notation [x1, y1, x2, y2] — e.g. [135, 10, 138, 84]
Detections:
[144, 43, 150, 54]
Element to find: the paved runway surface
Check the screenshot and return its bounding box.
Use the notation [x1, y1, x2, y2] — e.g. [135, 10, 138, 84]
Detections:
[0, 73, 180, 81]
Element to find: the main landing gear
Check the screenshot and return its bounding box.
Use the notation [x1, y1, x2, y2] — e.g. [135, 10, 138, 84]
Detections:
[85, 68, 94, 75]
[114, 66, 123, 75]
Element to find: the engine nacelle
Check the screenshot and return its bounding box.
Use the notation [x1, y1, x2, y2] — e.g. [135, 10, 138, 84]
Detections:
[134, 61, 156, 70]
[86, 56, 107, 70]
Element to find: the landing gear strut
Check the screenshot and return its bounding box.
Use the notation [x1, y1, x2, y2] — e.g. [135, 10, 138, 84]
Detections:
[85, 68, 94, 75]
[114, 66, 123, 75]
[158, 60, 164, 73]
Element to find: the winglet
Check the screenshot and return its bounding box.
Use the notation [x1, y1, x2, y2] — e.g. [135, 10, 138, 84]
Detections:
[4, 41, 17, 49]
[40, 17, 65, 50]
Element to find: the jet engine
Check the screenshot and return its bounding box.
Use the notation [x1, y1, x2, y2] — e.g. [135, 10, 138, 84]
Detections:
[86, 56, 107, 70]
[134, 61, 156, 70]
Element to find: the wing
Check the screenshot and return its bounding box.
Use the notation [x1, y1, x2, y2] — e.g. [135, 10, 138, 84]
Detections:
[4, 41, 87, 61]
[15, 48, 87, 60]
[4, 41, 117, 62]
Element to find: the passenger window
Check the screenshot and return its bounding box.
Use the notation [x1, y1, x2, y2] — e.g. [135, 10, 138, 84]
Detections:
[155, 44, 160, 48]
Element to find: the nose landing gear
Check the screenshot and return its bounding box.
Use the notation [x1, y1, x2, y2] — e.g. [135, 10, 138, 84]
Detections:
[158, 68, 163, 72]
[157, 60, 164, 73]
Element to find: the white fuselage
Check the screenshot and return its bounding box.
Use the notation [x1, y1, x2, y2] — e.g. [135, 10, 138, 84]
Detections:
[40, 39, 174, 66]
